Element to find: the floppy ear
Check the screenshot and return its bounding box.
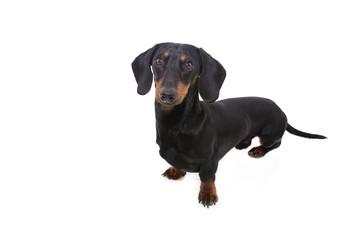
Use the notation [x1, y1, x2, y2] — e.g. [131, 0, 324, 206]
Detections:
[198, 48, 226, 103]
[131, 45, 158, 95]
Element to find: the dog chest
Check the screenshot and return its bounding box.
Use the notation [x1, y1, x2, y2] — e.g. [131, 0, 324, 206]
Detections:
[159, 147, 201, 172]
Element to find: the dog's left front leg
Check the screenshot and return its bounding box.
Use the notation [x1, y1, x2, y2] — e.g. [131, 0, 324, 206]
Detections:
[198, 162, 218, 207]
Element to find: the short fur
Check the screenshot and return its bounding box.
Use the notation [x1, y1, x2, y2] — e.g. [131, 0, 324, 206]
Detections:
[132, 42, 326, 207]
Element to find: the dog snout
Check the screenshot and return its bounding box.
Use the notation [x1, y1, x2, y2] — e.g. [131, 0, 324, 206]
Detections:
[159, 87, 178, 104]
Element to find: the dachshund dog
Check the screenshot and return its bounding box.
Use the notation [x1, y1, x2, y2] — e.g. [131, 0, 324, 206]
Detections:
[132, 43, 326, 207]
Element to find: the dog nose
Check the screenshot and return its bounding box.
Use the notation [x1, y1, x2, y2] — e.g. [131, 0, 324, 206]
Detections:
[159, 88, 177, 104]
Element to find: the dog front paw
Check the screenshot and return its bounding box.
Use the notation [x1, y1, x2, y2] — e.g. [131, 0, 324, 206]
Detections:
[162, 167, 186, 180]
[198, 180, 218, 207]
[198, 191, 218, 207]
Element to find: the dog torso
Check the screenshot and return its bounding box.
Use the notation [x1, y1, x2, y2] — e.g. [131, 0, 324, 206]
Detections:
[156, 96, 287, 172]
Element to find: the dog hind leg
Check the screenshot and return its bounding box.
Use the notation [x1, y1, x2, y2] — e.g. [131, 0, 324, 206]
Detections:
[235, 137, 253, 150]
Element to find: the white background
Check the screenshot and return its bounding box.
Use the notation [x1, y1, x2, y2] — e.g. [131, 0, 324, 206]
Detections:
[1, 0, 359, 239]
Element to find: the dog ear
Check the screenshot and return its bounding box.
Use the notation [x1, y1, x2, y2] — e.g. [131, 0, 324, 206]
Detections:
[131, 45, 158, 95]
[198, 48, 226, 103]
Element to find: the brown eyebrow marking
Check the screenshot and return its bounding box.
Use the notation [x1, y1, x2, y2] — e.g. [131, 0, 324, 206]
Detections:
[180, 55, 187, 61]
[163, 51, 169, 57]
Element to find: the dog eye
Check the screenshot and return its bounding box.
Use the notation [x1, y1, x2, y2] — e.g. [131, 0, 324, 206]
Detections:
[155, 58, 163, 66]
[185, 61, 193, 71]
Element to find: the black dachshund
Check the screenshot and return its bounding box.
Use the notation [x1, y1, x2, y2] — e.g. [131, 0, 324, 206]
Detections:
[132, 43, 326, 207]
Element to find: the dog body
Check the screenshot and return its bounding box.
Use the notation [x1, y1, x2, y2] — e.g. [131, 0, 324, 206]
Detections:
[156, 97, 286, 173]
[132, 43, 326, 207]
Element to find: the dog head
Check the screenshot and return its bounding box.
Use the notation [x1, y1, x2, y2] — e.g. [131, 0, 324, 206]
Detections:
[132, 43, 226, 106]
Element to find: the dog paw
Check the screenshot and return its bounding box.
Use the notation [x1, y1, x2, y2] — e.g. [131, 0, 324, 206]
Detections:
[198, 180, 218, 207]
[198, 190, 218, 208]
[248, 146, 266, 158]
[162, 167, 186, 180]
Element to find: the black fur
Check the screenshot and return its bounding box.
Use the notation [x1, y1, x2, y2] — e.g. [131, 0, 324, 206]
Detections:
[132, 42, 326, 207]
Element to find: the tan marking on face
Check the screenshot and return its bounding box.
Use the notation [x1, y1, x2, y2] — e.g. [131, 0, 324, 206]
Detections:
[191, 74, 198, 85]
[176, 81, 191, 104]
[155, 79, 163, 103]
[160, 104, 174, 111]
[180, 55, 187, 61]
[163, 51, 169, 57]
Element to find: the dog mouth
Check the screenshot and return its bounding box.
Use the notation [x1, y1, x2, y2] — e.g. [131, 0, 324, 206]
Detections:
[155, 96, 180, 107]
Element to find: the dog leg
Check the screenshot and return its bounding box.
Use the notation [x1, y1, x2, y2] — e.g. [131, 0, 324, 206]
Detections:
[198, 162, 218, 207]
[235, 137, 253, 150]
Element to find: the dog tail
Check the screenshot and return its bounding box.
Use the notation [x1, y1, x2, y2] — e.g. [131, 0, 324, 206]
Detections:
[286, 123, 327, 139]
